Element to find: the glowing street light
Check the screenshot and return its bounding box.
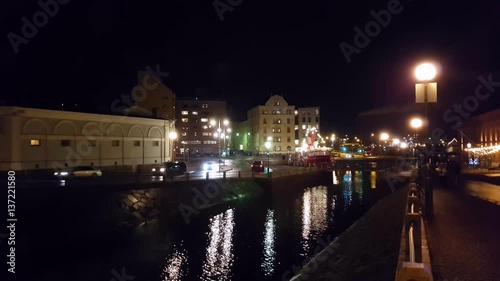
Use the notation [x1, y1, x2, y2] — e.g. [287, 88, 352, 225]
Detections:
[415, 63, 437, 81]
[410, 117, 423, 142]
[380, 133, 389, 141]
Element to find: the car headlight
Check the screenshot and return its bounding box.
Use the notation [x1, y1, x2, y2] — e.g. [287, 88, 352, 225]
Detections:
[152, 168, 156, 172]
[160, 167, 166, 172]
[60, 171, 69, 176]
[54, 172, 58, 175]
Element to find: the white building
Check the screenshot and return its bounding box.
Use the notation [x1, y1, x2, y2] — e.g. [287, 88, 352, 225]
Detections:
[0, 106, 175, 171]
[247, 95, 295, 154]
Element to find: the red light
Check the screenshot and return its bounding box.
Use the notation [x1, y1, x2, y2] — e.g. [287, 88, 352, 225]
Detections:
[260, 165, 262, 167]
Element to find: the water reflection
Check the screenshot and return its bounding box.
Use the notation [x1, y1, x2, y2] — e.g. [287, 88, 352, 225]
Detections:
[332, 171, 339, 185]
[343, 171, 353, 211]
[353, 171, 363, 202]
[261, 209, 276, 276]
[301, 186, 328, 254]
[201, 208, 235, 281]
[370, 171, 377, 189]
[162, 242, 188, 281]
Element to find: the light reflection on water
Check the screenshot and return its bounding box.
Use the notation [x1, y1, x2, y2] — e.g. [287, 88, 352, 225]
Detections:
[200, 208, 235, 281]
[301, 186, 328, 255]
[343, 171, 353, 211]
[261, 209, 276, 276]
[370, 171, 377, 189]
[161, 242, 188, 281]
[157, 170, 386, 281]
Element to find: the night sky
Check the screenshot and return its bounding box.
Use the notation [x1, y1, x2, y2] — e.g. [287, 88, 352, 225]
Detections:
[1, 0, 500, 135]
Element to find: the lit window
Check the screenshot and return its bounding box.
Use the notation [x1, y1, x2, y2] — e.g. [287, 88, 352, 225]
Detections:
[134, 141, 141, 147]
[202, 125, 208, 129]
[182, 118, 188, 123]
[316, 109, 319, 115]
[194, 132, 198, 137]
[201, 118, 208, 122]
[30, 139, 41, 146]
[181, 111, 188, 115]
[192, 111, 198, 115]
[61, 140, 71, 147]
[275, 101, 280, 106]
[302, 125, 306, 129]
[202, 132, 210, 136]
[202, 104, 208, 108]
[153, 141, 159, 147]
[112, 140, 120, 147]
[182, 132, 187, 136]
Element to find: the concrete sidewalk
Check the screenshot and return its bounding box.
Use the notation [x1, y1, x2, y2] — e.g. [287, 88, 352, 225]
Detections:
[424, 183, 500, 281]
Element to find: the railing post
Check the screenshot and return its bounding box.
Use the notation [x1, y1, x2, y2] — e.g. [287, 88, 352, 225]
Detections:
[185, 172, 189, 181]
[238, 170, 241, 178]
[206, 172, 209, 180]
[223, 171, 226, 181]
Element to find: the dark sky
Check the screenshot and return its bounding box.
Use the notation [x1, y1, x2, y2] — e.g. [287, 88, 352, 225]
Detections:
[1, 0, 500, 134]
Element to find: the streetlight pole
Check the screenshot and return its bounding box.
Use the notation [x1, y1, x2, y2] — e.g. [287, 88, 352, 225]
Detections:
[265, 141, 271, 177]
[414, 62, 438, 217]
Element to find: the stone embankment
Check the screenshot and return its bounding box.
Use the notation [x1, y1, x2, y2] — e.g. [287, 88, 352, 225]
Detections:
[291, 184, 409, 281]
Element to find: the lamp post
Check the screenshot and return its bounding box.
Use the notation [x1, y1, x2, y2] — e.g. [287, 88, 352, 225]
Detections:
[467, 142, 472, 168]
[380, 132, 389, 156]
[169, 131, 178, 162]
[415, 63, 437, 217]
[410, 118, 423, 159]
[265, 141, 271, 175]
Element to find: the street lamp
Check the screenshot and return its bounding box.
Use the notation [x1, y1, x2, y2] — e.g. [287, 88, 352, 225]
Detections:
[169, 131, 178, 161]
[380, 132, 389, 156]
[414, 62, 438, 218]
[265, 141, 271, 174]
[467, 142, 472, 168]
[410, 118, 423, 141]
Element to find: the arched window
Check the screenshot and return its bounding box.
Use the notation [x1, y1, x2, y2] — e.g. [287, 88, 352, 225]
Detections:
[263, 118, 267, 124]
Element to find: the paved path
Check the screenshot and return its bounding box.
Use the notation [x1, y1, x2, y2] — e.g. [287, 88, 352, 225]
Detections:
[425, 182, 500, 281]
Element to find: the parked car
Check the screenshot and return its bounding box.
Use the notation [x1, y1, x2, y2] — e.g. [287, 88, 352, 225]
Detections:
[152, 161, 187, 175]
[55, 166, 103, 178]
[251, 160, 265, 172]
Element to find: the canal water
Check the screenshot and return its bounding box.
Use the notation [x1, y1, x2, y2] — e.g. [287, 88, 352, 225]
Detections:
[118, 170, 392, 281]
[17, 170, 393, 281]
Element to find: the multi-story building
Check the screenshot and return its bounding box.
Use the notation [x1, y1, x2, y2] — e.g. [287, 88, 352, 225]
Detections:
[461, 109, 500, 166]
[175, 98, 228, 156]
[129, 71, 176, 119]
[295, 107, 320, 145]
[246, 95, 295, 154]
[0, 106, 176, 171]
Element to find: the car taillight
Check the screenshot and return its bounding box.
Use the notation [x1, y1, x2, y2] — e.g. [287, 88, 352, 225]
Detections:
[260, 165, 262, 167]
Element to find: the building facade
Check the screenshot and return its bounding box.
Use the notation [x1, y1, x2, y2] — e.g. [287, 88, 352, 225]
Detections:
[295, 107, 320, 145]
[461, 109, 500, 166]
[0, 107, 176, 171]
[247, 95, 295, 154]
[133, 71, 176, 119]
[175, 99, 228, 156]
